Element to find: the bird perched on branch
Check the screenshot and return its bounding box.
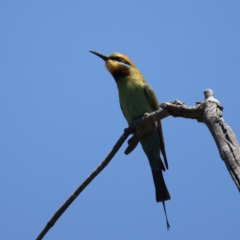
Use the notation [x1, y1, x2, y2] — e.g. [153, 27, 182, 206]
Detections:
[90, 51, 170, 229]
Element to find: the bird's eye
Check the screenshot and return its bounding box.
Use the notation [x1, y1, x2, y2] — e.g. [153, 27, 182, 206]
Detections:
[117, 57, 124, 62]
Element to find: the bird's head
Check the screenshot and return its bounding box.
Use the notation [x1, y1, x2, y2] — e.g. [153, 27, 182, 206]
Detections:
[89, 51, 136, 81]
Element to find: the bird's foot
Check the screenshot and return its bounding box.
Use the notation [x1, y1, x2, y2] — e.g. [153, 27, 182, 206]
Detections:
[143, 112, 150, 118]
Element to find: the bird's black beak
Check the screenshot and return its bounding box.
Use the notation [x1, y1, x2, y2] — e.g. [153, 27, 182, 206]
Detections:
[89, 51, 109, 61]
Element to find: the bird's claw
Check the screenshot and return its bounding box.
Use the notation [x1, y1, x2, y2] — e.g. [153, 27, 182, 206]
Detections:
[143, 112, 150, 118]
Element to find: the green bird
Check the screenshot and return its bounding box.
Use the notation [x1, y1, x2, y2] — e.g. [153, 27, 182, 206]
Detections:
[90, 51, 170, 229]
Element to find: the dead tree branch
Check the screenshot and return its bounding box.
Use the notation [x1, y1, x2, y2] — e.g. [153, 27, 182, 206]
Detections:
[125, 89, 240, 189]
[36, 89, 240, 239]
[36, 129, 131, 240]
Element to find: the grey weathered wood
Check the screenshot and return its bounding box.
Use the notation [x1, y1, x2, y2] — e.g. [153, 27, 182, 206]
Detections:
[202, 90, 240, 190]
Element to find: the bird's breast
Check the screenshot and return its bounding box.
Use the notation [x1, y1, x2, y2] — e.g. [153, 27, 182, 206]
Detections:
[117, 77, 152, 124]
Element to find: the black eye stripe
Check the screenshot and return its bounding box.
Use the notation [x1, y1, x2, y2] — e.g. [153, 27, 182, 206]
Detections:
[110, 56, 131, 66]
[121, 59, 131, 65]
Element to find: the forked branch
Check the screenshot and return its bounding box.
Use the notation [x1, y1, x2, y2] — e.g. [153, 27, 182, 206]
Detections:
[36, 89, 240, 240]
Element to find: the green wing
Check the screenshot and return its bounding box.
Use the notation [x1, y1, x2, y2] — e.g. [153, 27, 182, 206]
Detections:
[143, 84, 159, 111]
[143, 84, 169, 169]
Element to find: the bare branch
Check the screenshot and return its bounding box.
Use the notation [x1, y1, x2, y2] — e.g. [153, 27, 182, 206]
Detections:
[125, 89, 240, 190]
[201, 90, 240, 189]
[36, 129, 131, 240]
[36, 89, 240, 239]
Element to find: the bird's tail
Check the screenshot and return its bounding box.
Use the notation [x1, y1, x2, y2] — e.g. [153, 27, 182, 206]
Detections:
[152, 168, 171, 229]
[152, 169, 170, 202]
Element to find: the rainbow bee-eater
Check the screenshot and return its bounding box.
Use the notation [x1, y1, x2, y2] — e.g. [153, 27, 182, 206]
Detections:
[90, 51, 170, 229]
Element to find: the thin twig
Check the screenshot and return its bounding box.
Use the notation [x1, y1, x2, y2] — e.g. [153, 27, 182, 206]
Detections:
[36, 129, 131, 240]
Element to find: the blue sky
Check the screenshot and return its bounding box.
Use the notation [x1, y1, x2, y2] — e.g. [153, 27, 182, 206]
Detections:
[1, 1, 240, 239]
